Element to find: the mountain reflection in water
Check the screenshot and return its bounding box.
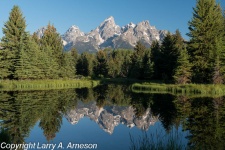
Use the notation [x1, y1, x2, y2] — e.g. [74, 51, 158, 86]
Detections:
[0, 84, 225, 149]
[66, 102, 158, 134]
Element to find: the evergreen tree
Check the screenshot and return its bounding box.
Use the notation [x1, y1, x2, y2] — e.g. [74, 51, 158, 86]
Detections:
[142, 49, 154, 79]
[120, 50, 132, 78]
[0, 5, 27, 79]
[107, 54, 118, 78]
[76, 52, 95, 77]
[94, 50, 108, 77]
[61, 52, 76, 78]
[40, 23, 64, 78]
[42, 45, 60, 79]
[70, 47, 79, 66]
[173, 48, 192, 84]
[0, 49, 11, 79]
[160, 32, 180, 81]
[187, 0, 225, 83]
[106, 49, 131, 78]
[15, 32, 41, 79]
[32, 32, 40, 45]
[130, 41, 146, 79]
[212, 54, 224, 84]
[151, 40, 163, 79]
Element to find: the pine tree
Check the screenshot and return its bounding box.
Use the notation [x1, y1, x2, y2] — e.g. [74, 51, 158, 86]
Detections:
[106, 49, 129, 78]
[130, 41, 146, 79]
[160, 33, 180, 81]
[0, 5, 27, 79]
[61, 52, 76, 78]
[173, 48, 192, 84]
[15, 32, 42, 79]
[15, 32, 33, 79]
[40, 23, 64, 78]
[94, 50, 108, 77]
[70, 47, 79, 65]
[76, 52, 95, 77]
[151, 40, 162, 79]
[187, 0, 224, 83]
[0, 49, 11, 79]
[212, 56, 223, 84]
[43, 46, 60, 79]
[142, 50, 154, 79]
[120, 50, 132, 78]
[107, 54, 118, 78]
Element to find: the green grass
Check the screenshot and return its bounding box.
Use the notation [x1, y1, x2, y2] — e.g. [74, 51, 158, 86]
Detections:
[0, 79, 100, 91]
[131, 82, 225, 97]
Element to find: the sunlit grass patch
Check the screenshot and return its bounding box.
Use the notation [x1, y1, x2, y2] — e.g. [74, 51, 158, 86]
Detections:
[0, 79, 100, 91]
[131, 83, 225, 98]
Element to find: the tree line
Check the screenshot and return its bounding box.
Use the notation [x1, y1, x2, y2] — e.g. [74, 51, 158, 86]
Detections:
[0, 0, 225, 84]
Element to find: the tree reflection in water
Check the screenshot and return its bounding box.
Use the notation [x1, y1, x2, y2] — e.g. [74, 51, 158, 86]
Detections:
[0, 84, 225, 149]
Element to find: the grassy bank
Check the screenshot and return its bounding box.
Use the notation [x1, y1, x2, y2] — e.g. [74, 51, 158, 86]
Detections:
[131, 82, 225, 97]
[0, 79, 100, 91]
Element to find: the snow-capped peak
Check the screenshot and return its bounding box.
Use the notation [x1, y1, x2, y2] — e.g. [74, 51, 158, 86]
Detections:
[128, 22, 136, 28]
[70, 25, 80, 30]
[96, 16, 121, 40]
[62, 25, 85, 44]
[104, 16, 114, 22]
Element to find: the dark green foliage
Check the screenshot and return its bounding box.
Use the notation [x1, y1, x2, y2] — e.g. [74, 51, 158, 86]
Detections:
[142, 49, 154, 79]
[15, 32, 41, 79]
[151, 94, 178, 132]
[160, 32, 182, 81]
[0, 49, 11, 79]
[130, 41, 153, 79]
[187, 0, 225, 83]
[212, 56, 224, 84]
[76, 52, 95, 77]
[183, 97, 225, 149]
[0, 89, 79, 143]
[151, 31, 185, 81]
[107, 49, 132, 78]
[70, 47, 79, 66]
[94, 50, 108, 77]
[61, 52, 76, 78]
[151, 40, 163, 79]
[0, 128, 11, 147]
[0, 6, 75, 80]
[0, 5, 27, 79]
[40, 23, 64, 78]
[120, 50, 133, 77]
[173, 48, 192, 84]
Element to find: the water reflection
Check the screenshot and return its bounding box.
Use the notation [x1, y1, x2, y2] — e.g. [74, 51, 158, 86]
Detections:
[66, 101, 158, 134]
[0, 84, 225, 149]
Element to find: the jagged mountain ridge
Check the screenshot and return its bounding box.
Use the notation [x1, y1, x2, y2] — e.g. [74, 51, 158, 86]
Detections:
[36, 16, 168, 53]
[65, 101, 159, 134]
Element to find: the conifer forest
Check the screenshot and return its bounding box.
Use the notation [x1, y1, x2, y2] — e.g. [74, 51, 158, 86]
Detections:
[0, 0, 225, 85]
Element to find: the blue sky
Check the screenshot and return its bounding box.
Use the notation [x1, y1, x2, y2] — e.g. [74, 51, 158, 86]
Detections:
[0, 0, 224, 39]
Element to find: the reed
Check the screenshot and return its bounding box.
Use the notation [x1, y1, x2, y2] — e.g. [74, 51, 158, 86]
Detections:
[131, 83, 225, 97]
[130, 128, 188, 150]
[0, 79, 100, 91]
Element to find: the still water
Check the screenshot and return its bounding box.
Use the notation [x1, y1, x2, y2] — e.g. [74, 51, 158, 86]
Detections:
[0, 84, 225, 150]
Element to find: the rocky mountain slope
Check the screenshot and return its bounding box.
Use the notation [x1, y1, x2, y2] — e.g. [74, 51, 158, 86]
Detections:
[36, 16, 167, 53]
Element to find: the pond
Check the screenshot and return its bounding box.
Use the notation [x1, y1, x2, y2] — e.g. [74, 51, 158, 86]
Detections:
[0, 84, 225, 150]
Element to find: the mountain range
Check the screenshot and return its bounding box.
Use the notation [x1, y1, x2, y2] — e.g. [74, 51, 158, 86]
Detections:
[36, 16, 168, 53]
